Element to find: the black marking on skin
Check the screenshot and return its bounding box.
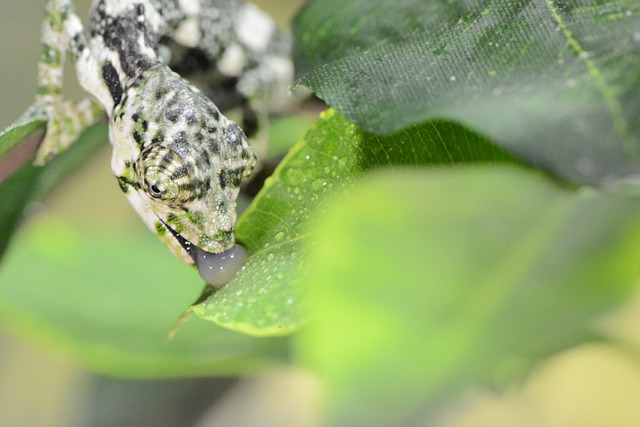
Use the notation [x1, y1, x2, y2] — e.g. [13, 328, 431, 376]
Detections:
[190, 179, 210, 199]
[202, 229, 234, 249]
[155, 221, 167, 237]
[71, 34, 86, 56]
[155, 88, 168, 100]
[216, 201, 228, 215]
[223, 123, 245, 147]
[133, 130, 142, 145]
[166, 212, 183, 233]
[205, 105, 220, 121]
[184, 111, 196, 125]
[117, 175, 141, 192]
[102, 61, 123, 106]
[151, 131, 164, 145]
[200, 149, 211, 166]
[90, 0, 157, 79]
[186, 211, 205, 225]
[209, 139, 220, 155]
[135, 3, 146, 31]
[161, 152, 175, 165]
[173, 131, 187, 144]
[162, 219, 197, 262]
[219, 167, 245, 189]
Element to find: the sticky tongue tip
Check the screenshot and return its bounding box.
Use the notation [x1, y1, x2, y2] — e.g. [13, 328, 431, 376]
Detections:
[194, 244, 249, 289]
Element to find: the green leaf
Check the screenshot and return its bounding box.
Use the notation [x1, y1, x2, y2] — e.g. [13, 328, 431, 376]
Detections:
[295, 166, 640, 427]
[293, 0, 640, 185]
[0, 218, 288, 377]
[192, 109, 518, 336]
[0, 122, 107, 263]
[0, 109, 46, 159]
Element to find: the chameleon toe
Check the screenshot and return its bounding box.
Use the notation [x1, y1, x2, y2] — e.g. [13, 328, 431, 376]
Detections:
[194, 244, 249, 289]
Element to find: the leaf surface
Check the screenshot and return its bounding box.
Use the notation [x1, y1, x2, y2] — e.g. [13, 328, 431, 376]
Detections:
[293, 0, 640, 184]
[296, 166, 640, 426]
[194, 110, 517, 335]
[0, 218, 288, 377]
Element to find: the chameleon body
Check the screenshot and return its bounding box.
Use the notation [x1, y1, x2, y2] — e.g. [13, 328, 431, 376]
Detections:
[34, 0, 293, 287]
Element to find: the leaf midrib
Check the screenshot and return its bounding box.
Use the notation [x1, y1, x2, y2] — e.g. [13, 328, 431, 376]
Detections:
[544, 0, 631, 146]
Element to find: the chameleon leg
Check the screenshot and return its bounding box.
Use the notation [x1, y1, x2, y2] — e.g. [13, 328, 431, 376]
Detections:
[34, 0, 103, 166]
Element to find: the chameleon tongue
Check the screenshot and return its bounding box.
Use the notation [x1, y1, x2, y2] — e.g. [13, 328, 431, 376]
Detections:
[161, 220, 248, 288]
[193, 244, 248, 289]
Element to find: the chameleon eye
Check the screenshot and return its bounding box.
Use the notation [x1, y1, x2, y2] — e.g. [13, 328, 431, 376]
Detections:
[137, 146, 193, 202]
[148, 183, 163, 198]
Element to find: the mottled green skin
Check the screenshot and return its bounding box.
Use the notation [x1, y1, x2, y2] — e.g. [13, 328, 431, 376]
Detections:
[35, 0, 293, 268]
[112, 64, 255, 261]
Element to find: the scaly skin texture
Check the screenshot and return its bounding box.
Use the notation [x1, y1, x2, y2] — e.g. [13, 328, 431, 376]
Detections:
[34, 0, 293, 269]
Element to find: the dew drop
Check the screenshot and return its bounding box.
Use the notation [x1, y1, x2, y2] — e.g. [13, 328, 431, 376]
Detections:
[311, 179, 325, 191]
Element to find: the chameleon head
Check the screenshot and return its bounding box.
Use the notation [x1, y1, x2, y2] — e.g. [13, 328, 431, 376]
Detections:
[112, 66, 256, 288]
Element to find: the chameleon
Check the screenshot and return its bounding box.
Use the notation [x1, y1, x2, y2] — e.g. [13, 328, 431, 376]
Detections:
[32, 0, 294, 288]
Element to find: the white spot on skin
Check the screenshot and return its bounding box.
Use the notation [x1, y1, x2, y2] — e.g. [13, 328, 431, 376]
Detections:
[178, 0, 201, 15]
[173, 18, 201, 47]
[63, 14, 84, 40]
[104, 0, 164, 33]
[217, 43, 247, 76]
[235, 3, 276, 53]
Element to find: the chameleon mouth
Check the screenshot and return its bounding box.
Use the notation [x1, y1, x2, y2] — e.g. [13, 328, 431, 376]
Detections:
[162, 221, 248, 289]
